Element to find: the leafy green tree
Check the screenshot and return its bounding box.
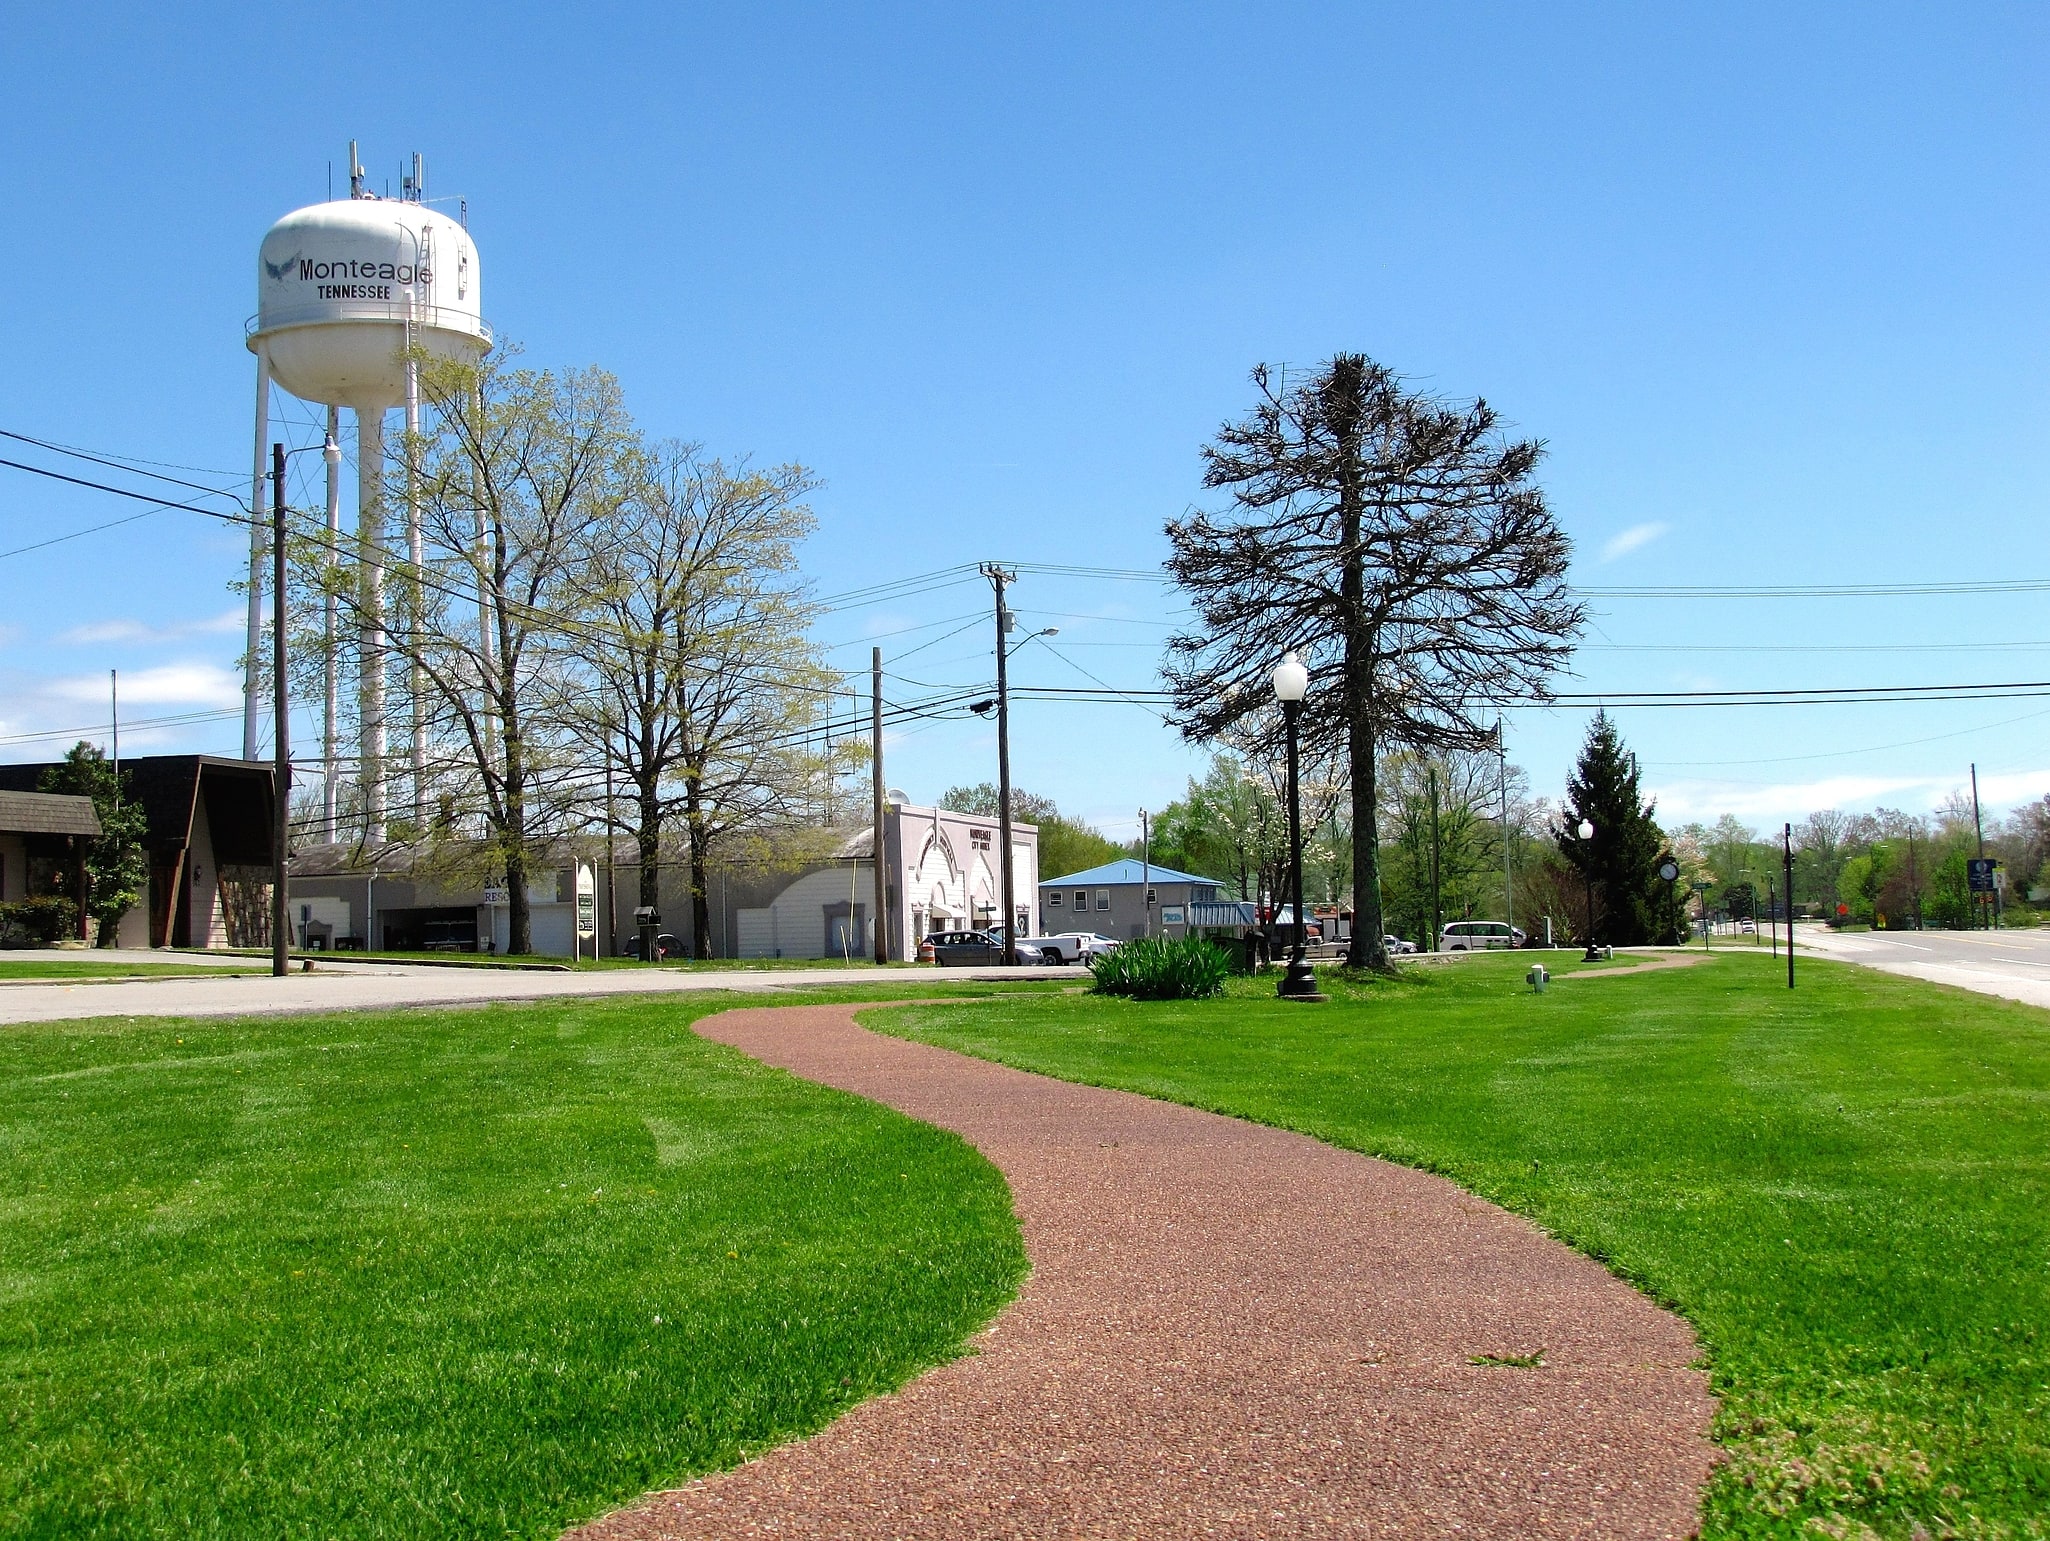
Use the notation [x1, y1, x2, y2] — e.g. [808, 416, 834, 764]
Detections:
[1136, 755, 1284, 900]
[1380, 750, 1499, 948]
[1838, 851, 1880, 924]
[938, 785, 1124, 882]
[37, 742, 147, 948]
[1926, 848, 1973, 929]
[1556, 713, 1671, 946]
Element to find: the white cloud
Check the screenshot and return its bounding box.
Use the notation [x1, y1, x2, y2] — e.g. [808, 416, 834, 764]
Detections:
[1650, 768, 2050, 825]
[1600, 522, 1669, 563]
[57, 609, 245, 646]
[48, 663, 243, 708]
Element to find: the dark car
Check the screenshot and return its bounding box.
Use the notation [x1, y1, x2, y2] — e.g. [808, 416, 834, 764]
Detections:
[927, 930, 1045, 966]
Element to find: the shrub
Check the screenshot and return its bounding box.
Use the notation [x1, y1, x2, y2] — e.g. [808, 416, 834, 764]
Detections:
[0, 896, 80, 948]
[1089, 934, 1232, 1000]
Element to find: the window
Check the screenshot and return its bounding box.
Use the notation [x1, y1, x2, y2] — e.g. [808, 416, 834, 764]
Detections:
[1095, 889, 1110, 912]
[1075, 889, 1088, 909]
[1048, 891, 1062, 908]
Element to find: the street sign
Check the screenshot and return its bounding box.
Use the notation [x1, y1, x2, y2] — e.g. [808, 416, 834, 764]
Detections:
[1968, 858, 1997, 894]
[576, 863, 597, 938]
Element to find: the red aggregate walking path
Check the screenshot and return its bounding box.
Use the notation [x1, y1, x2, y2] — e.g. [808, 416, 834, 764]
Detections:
[573, 1004, 1717, 1539]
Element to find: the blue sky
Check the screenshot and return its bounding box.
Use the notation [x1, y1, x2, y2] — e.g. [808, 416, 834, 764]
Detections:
[2, 2, 2045, 839]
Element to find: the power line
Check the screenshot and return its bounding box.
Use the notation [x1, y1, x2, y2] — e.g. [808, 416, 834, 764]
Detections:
[0, 428, 246, 499]
[0, 457, 246, 558]
[1581, 578, 2050, 599]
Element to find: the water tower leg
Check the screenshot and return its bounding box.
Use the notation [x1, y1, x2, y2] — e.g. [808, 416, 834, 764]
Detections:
[405, 356, 427, 827]
[322, 404, 341, 844]
[357, 406, 387, 843]
[244, 357, 271, 762]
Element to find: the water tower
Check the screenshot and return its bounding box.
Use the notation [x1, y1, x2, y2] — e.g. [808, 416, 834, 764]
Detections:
[245, 143, 490, 841]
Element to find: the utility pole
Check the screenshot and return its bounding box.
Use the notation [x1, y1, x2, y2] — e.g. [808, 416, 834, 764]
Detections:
[1428, 764, 1442, 952]
[1971, 762, 1991, 929]
[1783, 822, 1795, 989]
[981, 563, 1019, 964]
[109, 670, 119, 809]
[1140, 810, 1152, 938]
[872, 647, 889, 964]
[271, 442, 291, 979]
[1498, 719, 1512, 934]
[602, 731, 615, 960]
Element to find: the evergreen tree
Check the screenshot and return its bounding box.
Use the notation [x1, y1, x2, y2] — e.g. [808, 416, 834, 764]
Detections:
[37, 742, 148, 948]
[1556, 713, 1670, 946]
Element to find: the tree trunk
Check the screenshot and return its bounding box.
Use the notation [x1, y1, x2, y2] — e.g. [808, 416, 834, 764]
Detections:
[503, 841, 530, 955]
[686, 795, 712, 960]
[1348, 712, 1387, 969]
[1339, 433, 1390, 967]
[502, 704, 533, 955]
[636, 772, 661, 915]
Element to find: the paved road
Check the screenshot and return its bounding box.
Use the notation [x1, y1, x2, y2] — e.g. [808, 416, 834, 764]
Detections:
[0, 957, 1088, 1024]
[1798, 924, 2050, 1010]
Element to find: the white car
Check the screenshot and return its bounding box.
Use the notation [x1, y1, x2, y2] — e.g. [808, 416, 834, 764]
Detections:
[1023, 931, 1121, 964]
[1439, 921, 1525, 951]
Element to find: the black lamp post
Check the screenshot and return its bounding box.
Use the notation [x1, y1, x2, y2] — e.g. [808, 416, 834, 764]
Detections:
[1272, 652, 1325, 1001]
[1577, 817, 1602, 961]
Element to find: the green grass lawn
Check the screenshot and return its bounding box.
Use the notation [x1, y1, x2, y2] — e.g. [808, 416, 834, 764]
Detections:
[871, 951, 2050, 1541]
[0, 987, 1028, 1540]
[0, 960, 264, 982]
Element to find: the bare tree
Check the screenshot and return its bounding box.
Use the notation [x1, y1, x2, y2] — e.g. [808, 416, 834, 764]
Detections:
[1165, 355, 1584, 970]
[560, 441, 836, 954]
[395, 354, 638, 953]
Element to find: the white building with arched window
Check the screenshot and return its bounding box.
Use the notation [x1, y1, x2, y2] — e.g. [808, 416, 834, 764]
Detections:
[730, 796, 1038, 960]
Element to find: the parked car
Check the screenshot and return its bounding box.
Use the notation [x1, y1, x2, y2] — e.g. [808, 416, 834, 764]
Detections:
[1438, 920, 1524, 951]
[1023, 931, 1120, 964]
[927, 930, 1047, 966]
[1383, 934, 1418, 955]
[1269, 906, 1324, 940]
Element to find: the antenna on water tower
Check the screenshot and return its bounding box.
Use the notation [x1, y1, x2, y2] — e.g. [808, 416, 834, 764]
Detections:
[348, 140, 366, 199]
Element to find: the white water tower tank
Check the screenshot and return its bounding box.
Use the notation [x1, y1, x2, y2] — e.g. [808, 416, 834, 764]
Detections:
[247, 197, 489, 407]
[239, 149, 492, 840]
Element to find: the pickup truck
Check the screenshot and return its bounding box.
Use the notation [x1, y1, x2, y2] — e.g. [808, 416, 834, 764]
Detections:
[1021, 931, 1120, 964]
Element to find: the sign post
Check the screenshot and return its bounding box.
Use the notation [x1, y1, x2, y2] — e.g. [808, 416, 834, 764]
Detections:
[575, 863, 596, 963]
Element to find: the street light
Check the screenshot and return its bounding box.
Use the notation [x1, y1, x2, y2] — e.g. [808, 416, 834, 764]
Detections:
[1577, 817, 1602, 962]
[1271, 651, 1324, 1000]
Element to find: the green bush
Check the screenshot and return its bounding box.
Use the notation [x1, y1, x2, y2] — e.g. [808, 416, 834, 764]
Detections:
[0, 897, 79, 948]
[1088, 934, 1232, 1000]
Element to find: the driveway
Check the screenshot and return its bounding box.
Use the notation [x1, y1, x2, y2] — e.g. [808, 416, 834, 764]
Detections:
[1799, 924, 2050, 1010]
[0, 957, 1088, 1025]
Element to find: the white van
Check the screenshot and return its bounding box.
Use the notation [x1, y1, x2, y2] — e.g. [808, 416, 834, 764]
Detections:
[1440, 920, 1523, 951]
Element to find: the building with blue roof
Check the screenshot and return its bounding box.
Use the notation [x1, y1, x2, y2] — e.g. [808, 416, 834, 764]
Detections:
[1038, 858, 1225, 941]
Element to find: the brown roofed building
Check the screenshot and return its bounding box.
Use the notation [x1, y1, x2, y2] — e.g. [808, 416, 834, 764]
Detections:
[0, 755, 275, 948]
[0, 790, 102, 940]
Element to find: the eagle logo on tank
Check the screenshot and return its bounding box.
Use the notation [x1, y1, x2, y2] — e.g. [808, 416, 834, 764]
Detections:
[262, 251, 301, 282]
